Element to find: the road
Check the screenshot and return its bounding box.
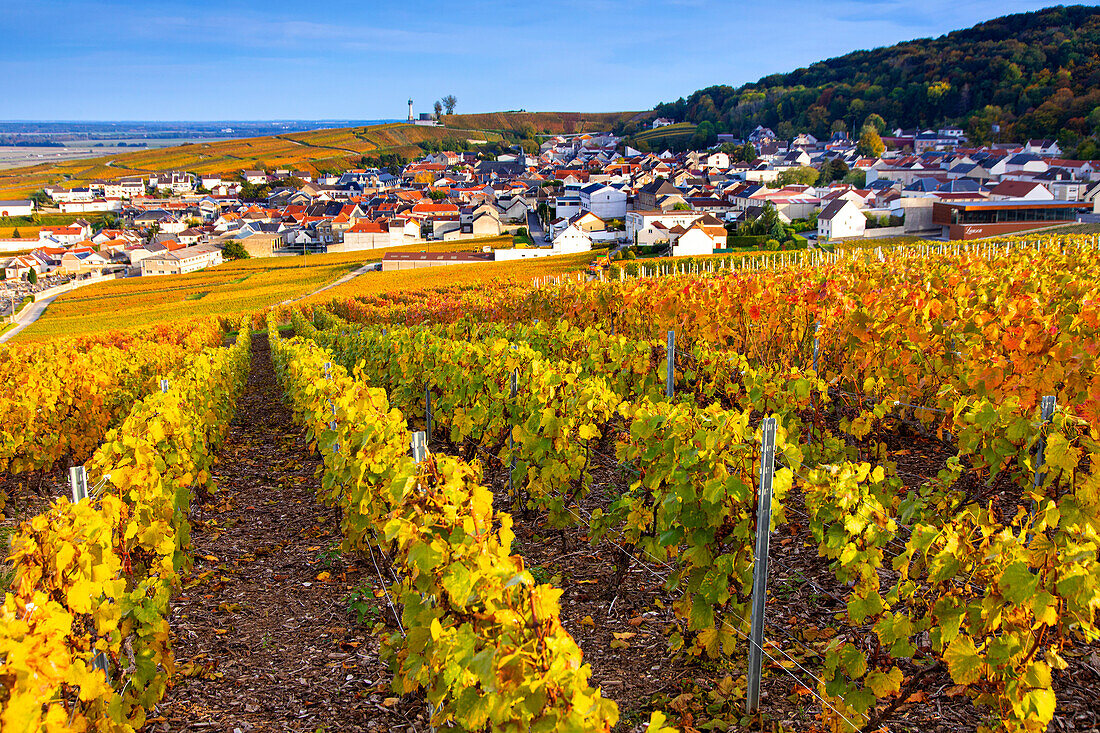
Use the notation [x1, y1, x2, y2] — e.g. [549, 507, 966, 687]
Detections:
[0, 292, 60, 343]
[527, 211, 550, 246]
[277, 262, 377, 306]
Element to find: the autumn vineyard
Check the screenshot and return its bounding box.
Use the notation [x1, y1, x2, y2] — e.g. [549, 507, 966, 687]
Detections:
[1, 236, 1099, 733]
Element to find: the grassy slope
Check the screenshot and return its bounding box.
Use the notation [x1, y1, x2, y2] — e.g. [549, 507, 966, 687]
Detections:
[442, 111, 644, 135]
[0, 123, 503, 199]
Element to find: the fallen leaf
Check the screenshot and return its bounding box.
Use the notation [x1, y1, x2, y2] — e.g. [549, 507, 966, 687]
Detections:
[579, 616, 595, 627]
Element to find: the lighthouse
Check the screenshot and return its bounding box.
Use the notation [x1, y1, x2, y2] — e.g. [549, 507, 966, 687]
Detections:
[407, 99, 414, 123]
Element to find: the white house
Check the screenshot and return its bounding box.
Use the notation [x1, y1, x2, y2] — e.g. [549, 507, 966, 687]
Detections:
[578, 183, 627, 220]
[140, 245, 223, 276]
[703, 152, 731, 170]
[625, 210, 704, 242]
[987, 181, 1054, 201]
[104, 177, 146, 199]
[0, 200, 33, 217]
[37, 226, 86, 245]
[551, 224, 593, 254]
[671, 221, 725, 257]
[817, 199, 866, 240]
[147, 171, 196, 193]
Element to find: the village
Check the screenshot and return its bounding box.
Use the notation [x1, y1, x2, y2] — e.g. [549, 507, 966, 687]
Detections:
[0, 120, 1097, 290]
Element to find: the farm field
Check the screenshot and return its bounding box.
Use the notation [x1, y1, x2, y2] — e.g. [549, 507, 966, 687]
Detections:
[3, 237, 1098, 733]
[12, 237, 534, 341]
[0, 122, 504, 199]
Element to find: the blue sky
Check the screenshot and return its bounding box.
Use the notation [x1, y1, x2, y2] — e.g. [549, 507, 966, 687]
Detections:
[0, 0, 1080, 120]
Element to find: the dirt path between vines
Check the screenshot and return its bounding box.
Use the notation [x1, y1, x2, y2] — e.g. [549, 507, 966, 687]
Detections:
[151, 334, 424, 733]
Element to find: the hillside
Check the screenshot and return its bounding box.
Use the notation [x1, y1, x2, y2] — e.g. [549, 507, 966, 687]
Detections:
[0, 123, 503, 199]
[442, 110, 645, 135]
[656, 5, 1100, 155]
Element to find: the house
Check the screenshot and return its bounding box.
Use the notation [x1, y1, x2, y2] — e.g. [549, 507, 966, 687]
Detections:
[652, 118, 675, 129]
[58, 249, 110, 275]
[147, 171, 196, 193]
[495, 197, 529, 223]
[103, 177, 146, 199]
[241, 170, 270, 185]
[625, 210, 705, 242]
[817, 199, 866, 240]
[578, 183, 627, 219]
[748, 126, 777, 145]
[2, 255, 45, 280]
[38, 226, 85, 245]
[0, 200, 33, 217]
[140, 245, 223, 276]
[1025, 139, 1062, 156]
[672, 219, 725, 257]
[635, 179, 679, 211]
[551, 224, 593, 254]
[987, 181, 1053, 201]
[1004, 153, 1048, 174]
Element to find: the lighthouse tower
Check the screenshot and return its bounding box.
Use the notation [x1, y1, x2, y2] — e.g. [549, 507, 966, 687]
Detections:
[407, 99, 414, 123]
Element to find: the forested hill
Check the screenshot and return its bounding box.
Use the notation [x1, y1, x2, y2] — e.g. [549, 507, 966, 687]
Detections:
[655, 5, 1100, 156]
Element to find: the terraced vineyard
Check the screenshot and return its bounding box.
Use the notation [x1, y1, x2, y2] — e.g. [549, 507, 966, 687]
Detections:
[2, 237, 1098, 732]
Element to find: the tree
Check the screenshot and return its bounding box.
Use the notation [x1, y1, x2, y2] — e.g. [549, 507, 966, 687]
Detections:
[221, 241, 250, 260]
[672, 202, 693, 211]
[442, 95, 457, 115]
[842, 169, 868, 187]
[864, 113, 887, 134]
[738, 142, 757, 162]
[11, 228, 20, 239]
[777, 166, 820, 186]
[433, 100, 443, 119]
[28, 269, 37, 285]
[1075, 138, 1098, 160]
[96, 214, 119, 232]
[822, 158, 849, 183]
[857, 127, 885, 157]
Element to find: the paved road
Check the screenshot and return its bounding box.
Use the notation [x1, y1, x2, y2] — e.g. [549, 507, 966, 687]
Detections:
[527, 211, 550, 246]
[0, 293, 60, 343]
[277, 262, 376, 306]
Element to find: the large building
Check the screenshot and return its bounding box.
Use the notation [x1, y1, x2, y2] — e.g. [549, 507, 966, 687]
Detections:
[932, 199, 1089, 240]
[381, 251, 494, 272]
[141, 245, 223, 275]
